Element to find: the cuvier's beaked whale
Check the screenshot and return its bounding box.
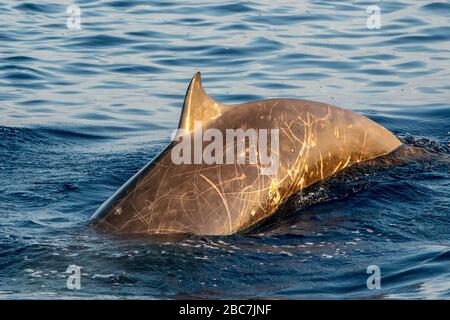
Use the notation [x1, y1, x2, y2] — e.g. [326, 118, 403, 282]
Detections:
[91, 72, 401, 235]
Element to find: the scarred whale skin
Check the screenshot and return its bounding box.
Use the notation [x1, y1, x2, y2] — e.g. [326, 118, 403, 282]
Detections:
[91, 72, 401, 236]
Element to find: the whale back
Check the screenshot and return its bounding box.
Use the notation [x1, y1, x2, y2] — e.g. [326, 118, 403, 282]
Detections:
[91, 73, 401, 235]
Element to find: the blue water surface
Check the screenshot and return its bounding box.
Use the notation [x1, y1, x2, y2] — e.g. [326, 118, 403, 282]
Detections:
[0, 0, 449, 299]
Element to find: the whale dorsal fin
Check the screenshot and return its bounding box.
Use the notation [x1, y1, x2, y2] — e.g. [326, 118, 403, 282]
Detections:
[178, 72, 222, 132]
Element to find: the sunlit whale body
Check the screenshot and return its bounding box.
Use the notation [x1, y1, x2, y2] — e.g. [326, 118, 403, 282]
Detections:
[91, 72, 401, 235]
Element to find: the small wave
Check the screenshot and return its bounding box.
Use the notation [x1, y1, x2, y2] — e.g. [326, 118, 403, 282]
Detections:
[400, 135, 450, 154]
[421, 2, 450, 16]
[0, 126, 111, 152]
[68, 35, 137, 49]
[3, 55, 37, 63]
[110, 64, 166, 75]
[14, 2, 63, 14]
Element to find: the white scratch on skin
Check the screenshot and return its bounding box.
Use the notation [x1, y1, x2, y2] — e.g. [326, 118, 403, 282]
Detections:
[199, 173, 233, 234]
[359, 131, 368, 162]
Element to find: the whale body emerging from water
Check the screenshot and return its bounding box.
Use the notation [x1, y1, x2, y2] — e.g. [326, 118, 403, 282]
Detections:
[91, 72, 401, 235]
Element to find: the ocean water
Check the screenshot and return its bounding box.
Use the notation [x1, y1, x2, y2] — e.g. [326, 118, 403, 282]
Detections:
[0, 0, 449, 299]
